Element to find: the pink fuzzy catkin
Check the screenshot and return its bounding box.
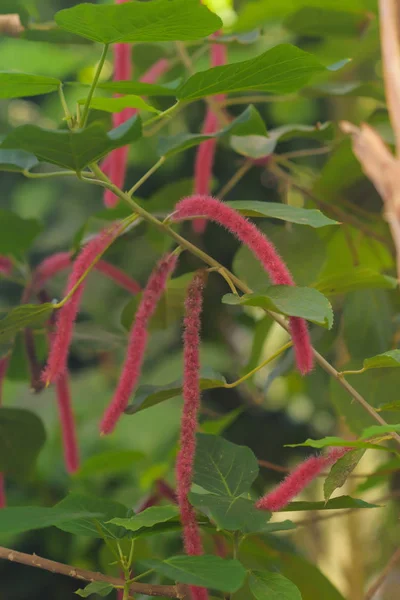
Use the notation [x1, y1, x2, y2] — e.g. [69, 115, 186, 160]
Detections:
[0, 356, 9, 508]
[33, 252, 140, 295]
[42, 223, 123, 385]
[176, 272, 209, 600]
[55, 372, 79, 473]
[193, 41, 227, 235]
[256, 447, 350, 511]
[100, 253, 178, 435]
[171, 195, 314, 374]
[0, 256, 12, 276]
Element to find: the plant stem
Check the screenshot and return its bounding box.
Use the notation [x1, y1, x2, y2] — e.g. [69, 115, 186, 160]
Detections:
[218, 159, 254, 199]
[339, 367, 367, 376]
[82, 166, 400, 447]
[127, 157, 165, 197]
[224, 342, 292, 389]
[23, 170, 94, 179]
[80, 43, 109, 128]
[364, 546, 400, 600]
[58, 84, 74, 129]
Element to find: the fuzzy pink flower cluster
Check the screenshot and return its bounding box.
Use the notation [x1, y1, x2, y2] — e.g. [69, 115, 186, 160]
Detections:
[100, 253, 178, 435]
[0, 256, 12, 276]
[256, 447, 350, 511]
[193, 39, 227, 234]
[42, 223, 123, 385]
[171, 195, 313, 374]
[176, 272, 209, 600]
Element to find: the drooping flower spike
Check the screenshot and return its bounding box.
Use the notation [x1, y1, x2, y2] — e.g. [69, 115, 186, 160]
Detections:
[256, 447, 350, 512]
[176, 271, 209, 600]
[42, 222, 124, 385]
[171, 195, 314, 374]
[192, 39, 227, 234]
[0, 256, 12, 276]
[100, 253, 178, 435]
[32, 251, 141, 296]
[55, 372, 79, 474]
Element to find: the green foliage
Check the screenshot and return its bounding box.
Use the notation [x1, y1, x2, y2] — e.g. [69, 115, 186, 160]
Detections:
[0, 210, 42, 256]
[0, 507, 103, 536]
[0, 303, 54, 343]
[75, 582, 114, 598]
[0, 72, 61, 98]
[0, 408, 46, 479]
[231, 201, 338, 228]
[249, 571, 302, 600]
[109, 505, 180, 533]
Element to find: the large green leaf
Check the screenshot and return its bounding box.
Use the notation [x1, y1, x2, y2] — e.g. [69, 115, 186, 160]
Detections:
[158, 105, 266, 157]
[324, 450, 365, 501]
[125, 369, 227, 415]
[55, 493, 128, 539]
[222, 286, 333, 328]
[109, 506, 180, 533]
[315, 268, 398, 295]
[249, 571, 302, 600]
[0, 408, 46, 480]
[76, 450, 144, 479]
[189, 493, 272, 533]
[363, 350, 400, 370]
[55, 0, 222, 44]
[230, 201, 338, 228]
[0, 72, 60, 99]
[79, 95, 160, 114]
[193, 434, 259, 497]
[0, 303, 54, 344]
[177, 44, 324, 100]
[0, 507, 102, 536]
[282, 496, 379, 511]
[1, 116, 142, 171]
[0, 210, 42, 257]
[144, 555, 246, 592]
[0, 149, 38, 173]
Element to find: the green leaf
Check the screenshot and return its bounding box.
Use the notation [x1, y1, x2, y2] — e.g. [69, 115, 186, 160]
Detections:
[55, 493, 128, 539]
[286, 437, 392, 452]
[0, 149, 38, 173]
[0, 408, 46, 480]
[75, 582, 114, 598]
[177, 44, 324, 101]
[230, 135, 276, 159]
[109, 506, 180, 533]
[285, 7, 367, 37]
[363, 350, 400, 370]
[230, 201, 338, 228]
[324, 450, 365, 501]
[0, 303, 54, 344]
[1, 116, 142, 171]
[55, 0, 222, 44]
[0, 72, 60, 99]
[315, 268, 398, 295]
[144, 555, 246, 592]
[193, 434, 259, 497]
[97, 79, 182, 97]
[0, 210, 42, 257]
[249, 571, 302, 600]
[201, 407, 244, 435]
[78, 95, 160, 114]
[125, 369, 227, 415]
[282, 496, 379, 512]
[189, 493, 272, 533]
[76, 450, 144, 479]
[360, 424, 400, 439]
[158, 105, 266, 157]
[222, 286, 333, 328]
[0, 507, 103, 536]
[121, 273, 195, 332]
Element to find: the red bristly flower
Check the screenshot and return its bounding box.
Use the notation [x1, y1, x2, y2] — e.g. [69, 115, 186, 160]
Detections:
[175, 272, 209, 600]
[100, 253, 178, 435]
[0, 356, 9, 508]
[0, 256, 12, 276]
[55, 371, 80, 474]
[193, 40, 227, 234]
[42, 223, 123, 385]
[171, 195, 313, 374]
[33, 251, 140, 295]
[256, 447, 350, 511]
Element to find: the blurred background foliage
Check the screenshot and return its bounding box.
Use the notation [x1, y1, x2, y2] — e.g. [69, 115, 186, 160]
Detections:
[0, 0, 400, 599]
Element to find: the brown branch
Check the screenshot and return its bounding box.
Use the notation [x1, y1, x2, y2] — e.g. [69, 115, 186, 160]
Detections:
[364, 546, 400, 600]
[0, 546, 190, 599]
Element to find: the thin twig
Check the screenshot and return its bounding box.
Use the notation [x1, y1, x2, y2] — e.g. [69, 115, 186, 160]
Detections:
[0, 546, 190, 599]
[218, 160, 254, 199]
[364, 546, 400, 600]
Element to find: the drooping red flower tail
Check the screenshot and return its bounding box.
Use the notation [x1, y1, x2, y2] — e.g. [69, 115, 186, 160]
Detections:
[156, 479, 177, 504]
[175, 272, 209, 600]
[192, 40, 227, 235]
[55, 372, 80, 473]
[100, 253, 178, 435]
[140, 58, 170, 84]
[33, 251, 140, 296]
[0, 256, 12, 276]
[256, 447, 350, 512]
[0, 356, 9, 508]
[42, 223, 123, 385]
[171, 195, 314, 374]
